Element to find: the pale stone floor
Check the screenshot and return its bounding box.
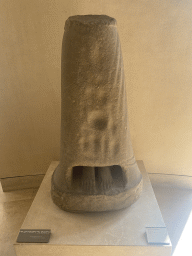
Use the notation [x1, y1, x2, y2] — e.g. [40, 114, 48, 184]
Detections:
[0, 181, 192, 256]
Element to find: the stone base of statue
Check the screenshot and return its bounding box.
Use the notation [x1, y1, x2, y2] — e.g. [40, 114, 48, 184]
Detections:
[51, 163, 143, 212]
[14, 161, 172, 256]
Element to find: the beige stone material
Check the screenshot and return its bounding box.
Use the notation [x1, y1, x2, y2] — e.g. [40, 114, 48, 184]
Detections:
[51, 15, 143, 212]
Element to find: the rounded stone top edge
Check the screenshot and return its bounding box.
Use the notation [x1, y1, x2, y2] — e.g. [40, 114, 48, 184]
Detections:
[64, 14, 117, 30]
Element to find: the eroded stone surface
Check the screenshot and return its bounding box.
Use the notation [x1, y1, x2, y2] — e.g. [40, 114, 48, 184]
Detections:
[51, 15, 143, 212]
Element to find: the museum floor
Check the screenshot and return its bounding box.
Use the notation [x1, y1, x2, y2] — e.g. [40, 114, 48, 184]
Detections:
[1, 178, 192, 256]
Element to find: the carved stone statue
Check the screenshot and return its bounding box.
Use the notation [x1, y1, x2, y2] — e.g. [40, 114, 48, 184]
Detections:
[51, 15, 143, 212]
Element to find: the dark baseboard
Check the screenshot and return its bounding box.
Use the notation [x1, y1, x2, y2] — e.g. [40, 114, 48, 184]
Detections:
[1, 161, 192, 192]
[0, 174, 45, 192]
[149, 173, 192, 190]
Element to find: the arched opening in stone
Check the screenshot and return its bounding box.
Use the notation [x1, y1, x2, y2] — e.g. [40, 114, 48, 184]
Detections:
[72, 165, 126, 194]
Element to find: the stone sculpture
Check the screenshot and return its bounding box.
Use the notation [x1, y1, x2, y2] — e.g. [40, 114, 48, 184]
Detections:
[51, 14, 143, 212]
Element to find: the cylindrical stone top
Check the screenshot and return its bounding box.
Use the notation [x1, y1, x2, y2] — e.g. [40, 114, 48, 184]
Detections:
[64, 15, 117, 31]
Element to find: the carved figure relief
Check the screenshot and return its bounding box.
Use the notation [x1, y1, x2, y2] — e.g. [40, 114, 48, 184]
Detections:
[51, 15, 143, 212]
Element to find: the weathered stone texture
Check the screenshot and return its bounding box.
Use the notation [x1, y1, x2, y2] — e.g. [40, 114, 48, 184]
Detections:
[51, 15, 143, 212]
